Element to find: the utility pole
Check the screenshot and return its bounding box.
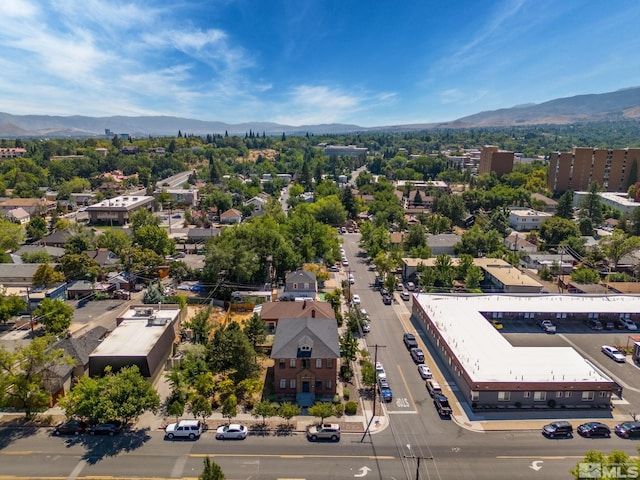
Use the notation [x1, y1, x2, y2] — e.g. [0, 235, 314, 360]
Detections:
[360, 343, 386, 442]
[405, 444, 433, 480]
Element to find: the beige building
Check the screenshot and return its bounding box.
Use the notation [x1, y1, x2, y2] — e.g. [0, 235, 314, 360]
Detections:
[478, 145, 514, 177]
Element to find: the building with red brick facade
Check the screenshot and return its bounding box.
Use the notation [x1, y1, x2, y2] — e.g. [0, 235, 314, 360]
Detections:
[270, 316, 340, 406]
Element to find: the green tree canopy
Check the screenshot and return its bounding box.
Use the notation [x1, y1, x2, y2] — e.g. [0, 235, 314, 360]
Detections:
[33, 298, 74, 336]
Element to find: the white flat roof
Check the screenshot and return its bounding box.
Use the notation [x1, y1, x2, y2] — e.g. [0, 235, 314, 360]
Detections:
[87, 195, 154, 209]
[415, 294, 637, 384]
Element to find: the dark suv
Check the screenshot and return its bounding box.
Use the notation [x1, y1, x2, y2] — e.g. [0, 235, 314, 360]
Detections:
[403, 333, 418, 349]
[542, 421, 573, 438]
[434, 394, 452, 416]
[410, 347, 425, 363]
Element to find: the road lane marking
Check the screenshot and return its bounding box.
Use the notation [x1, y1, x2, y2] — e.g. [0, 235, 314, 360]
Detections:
[189, 454, 394, 459]
[396, 366, 417, 409]
[496, 455, 585, 459]
[387, 411, 418, 414]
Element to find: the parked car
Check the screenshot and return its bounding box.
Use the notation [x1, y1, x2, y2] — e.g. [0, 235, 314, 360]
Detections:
[618, 318, 638, 331]
[307, 423, 341, 441]
[327, 265, 340, 272]
[406, 282, 416, 291]
[380, 287, 389, 297]
[434, 393, 453, 416]
[577, 422, 611, 438]
[400, 291, 411, 301]
[342, 260, 349, 267]
[382, 295, 392, 305]
[586, 318, 604, 330]
[403, 332, 418, 349]
[418, 364, 432, 379]
[375, 362, 386, 381]
[601, 345, 626, 363]
[352, 294, 361, 305]
[410, 347, 425, 363]
[215, 424, 248, 440]
[426, 379, 442, 397]
[378, 379, 393, 402]
[361, 321, 370, 333]
[615, 421, 640, 439]
[542, 421, 573, 438]
[53, 420, 86, 436]
[348, 274, 355, 284]
[537, 319, 557, 333]
[491, 320, 504, 330]
[87, 422, 121, 436]
[165, 420, 203, 440]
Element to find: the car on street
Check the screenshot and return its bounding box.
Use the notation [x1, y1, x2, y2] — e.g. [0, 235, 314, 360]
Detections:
[406, 282, 416, 291]
[615, 421, 640, 439]
[378, 380, 393, 402]
[361, 321, 370, 333]
[53, 420, 86, 436]
[165, 420, 203, 440]
[307, 423, 340, 441]
[87, 422, 122, 436]
[410, 347, 425, 363]
[375, 362, 386, 381]
[400, 291, 410, 301]
[537, 319, 557, 333]
[434, 393, 452, 416]
[342, 259, 349, 267]
[542, 421, 573, 438]
[352, 294, 360, 304]
[327, 265, 340, 272]
[426, 379, 442, 397]
[577, 422, 611, 438]
[382, 295, 392, 305]
[403, 332, 418, 349]
[380, 287, 389, 297]
[216, 424, 248, 440]
[348, 274, 355, 284]
[418, 364, 432, 379]
[601, 345, 626, 363]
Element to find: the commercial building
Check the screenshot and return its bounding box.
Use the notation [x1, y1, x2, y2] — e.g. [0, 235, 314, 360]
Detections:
[573, 191, 640, 217]
[412, 294, 625, 410]
[86, 195, 155, 225]
[88, 304, 184, 380]
[548, 147, 640, 194]
[321, 145, 368, 157]
[478, 145, 514, 177]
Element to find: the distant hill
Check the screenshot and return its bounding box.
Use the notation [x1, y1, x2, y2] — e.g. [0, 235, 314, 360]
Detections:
[1, 86, 640, 137]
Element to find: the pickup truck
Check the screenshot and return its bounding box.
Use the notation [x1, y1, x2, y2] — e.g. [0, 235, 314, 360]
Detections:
[537, 319, 557, 333]
[434, 393, 453, 416]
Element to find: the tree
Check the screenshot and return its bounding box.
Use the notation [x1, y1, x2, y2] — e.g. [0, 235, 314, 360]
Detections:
[570, 449, 638, 480]
[59, 253, 100, 282]
[252, 399, 277, 424]
[243, 313, 267, 350]
[600, 230, 640, 268]
[97, 229, 132, 255]
[65, 228, 96, 255]
[221, 394, 238, 422]
[0, 336, 74, 419]
[308, 401, 336, 424]
[32, 263, 65, 288]
[199, 457, 226, 480]
[60, 365, 160, 424]
[21, 251, 53, 263]
[133, 225, 174, 256]
[555, 190, 574, 219]
[454, 225, 505, 257]
[0, 291, 27, 324]
[339, 331, 359, 363]
[488, 207, 511, 236]
[434, 253, 455, 288]
[465, 265, 484, 290]
[538, 217, 581, 249]
[33, 298, 74, 336]
[571, 267, 601, 284]
[189, 394, 213, 422]
[0, 218, 25, 251]
[580, 182, 604, 226]
[26, 216, 48, 242]
[277, 402, 301, 424]
[360, 360, 376, 389]
[166, 398, 185, 423]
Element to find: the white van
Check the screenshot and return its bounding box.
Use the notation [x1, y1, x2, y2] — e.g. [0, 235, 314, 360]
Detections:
[426, 379, 442, 397]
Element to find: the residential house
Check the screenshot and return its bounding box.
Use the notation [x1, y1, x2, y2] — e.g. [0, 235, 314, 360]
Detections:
[7, 207, 30, 225]
[66, 280, 94, 299]
[258, 300, 335, 332]
[220, 208, 243, 224]
[0, 198, 56, 216]
[520, 253, 573, 274]
[12, 245, 66, 262]
[0, 147, 27, 158]
[83, 249, 120, 269]
[508, 208, 552, 231]
[37, 229, 73, 248]
[282, 270, 317, 301]
[504, 233, 537, 253]
[531, 193, 558, 213]
[0, 263, 58, 287]
[270, 316, 340, 406]
[243, 193, 270, 215]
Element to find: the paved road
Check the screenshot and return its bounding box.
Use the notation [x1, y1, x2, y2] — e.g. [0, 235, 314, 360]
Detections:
[3, 233, 640, 479]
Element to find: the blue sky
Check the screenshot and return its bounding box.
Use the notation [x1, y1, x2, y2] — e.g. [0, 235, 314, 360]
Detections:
[1, 0, 640, 127]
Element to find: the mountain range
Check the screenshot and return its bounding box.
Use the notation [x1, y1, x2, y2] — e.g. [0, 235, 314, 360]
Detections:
[1, 87, 640, 138]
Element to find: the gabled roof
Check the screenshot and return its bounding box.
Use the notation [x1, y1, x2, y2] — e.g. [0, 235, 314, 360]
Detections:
[14, 245, 66, 258]
[270, 317, 340, 359]
[38, 229, 73, 245]
[0, 263, 55, 278]
[285, 269, 316, 284]
[7, 207, 30, 219]
[259, 301, 335, 321]
[187, 227, 221, 240]
[55, 326, 108, 366]
[221, 208, 242, 218]
[83, 249, 120, 267]
[426, 233, 461, 248]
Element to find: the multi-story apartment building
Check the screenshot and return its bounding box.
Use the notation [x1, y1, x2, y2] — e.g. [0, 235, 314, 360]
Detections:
[548, 147, 640, 194]
[478, 145, 515, 177]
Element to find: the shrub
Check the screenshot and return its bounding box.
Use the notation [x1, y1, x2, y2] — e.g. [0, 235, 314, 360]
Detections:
[344, 401, 358, 415]
[332, 394, 341, 404]
[343, 389, 350, 400]
[334, 403, 344, 417]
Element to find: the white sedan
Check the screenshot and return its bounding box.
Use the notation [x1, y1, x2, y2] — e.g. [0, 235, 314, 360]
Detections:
[418, 364, 432, 379]
[601, 345, 626, 363]
[216, 424, 248, 440]
[375, 362, 386, 381]
[352, 294, 360, 304]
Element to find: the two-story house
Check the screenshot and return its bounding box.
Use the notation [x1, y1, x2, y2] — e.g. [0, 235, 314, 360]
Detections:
[282, 270, 317, 301]
[270, 315, 340, 406]
[259, 300, 334, 332]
